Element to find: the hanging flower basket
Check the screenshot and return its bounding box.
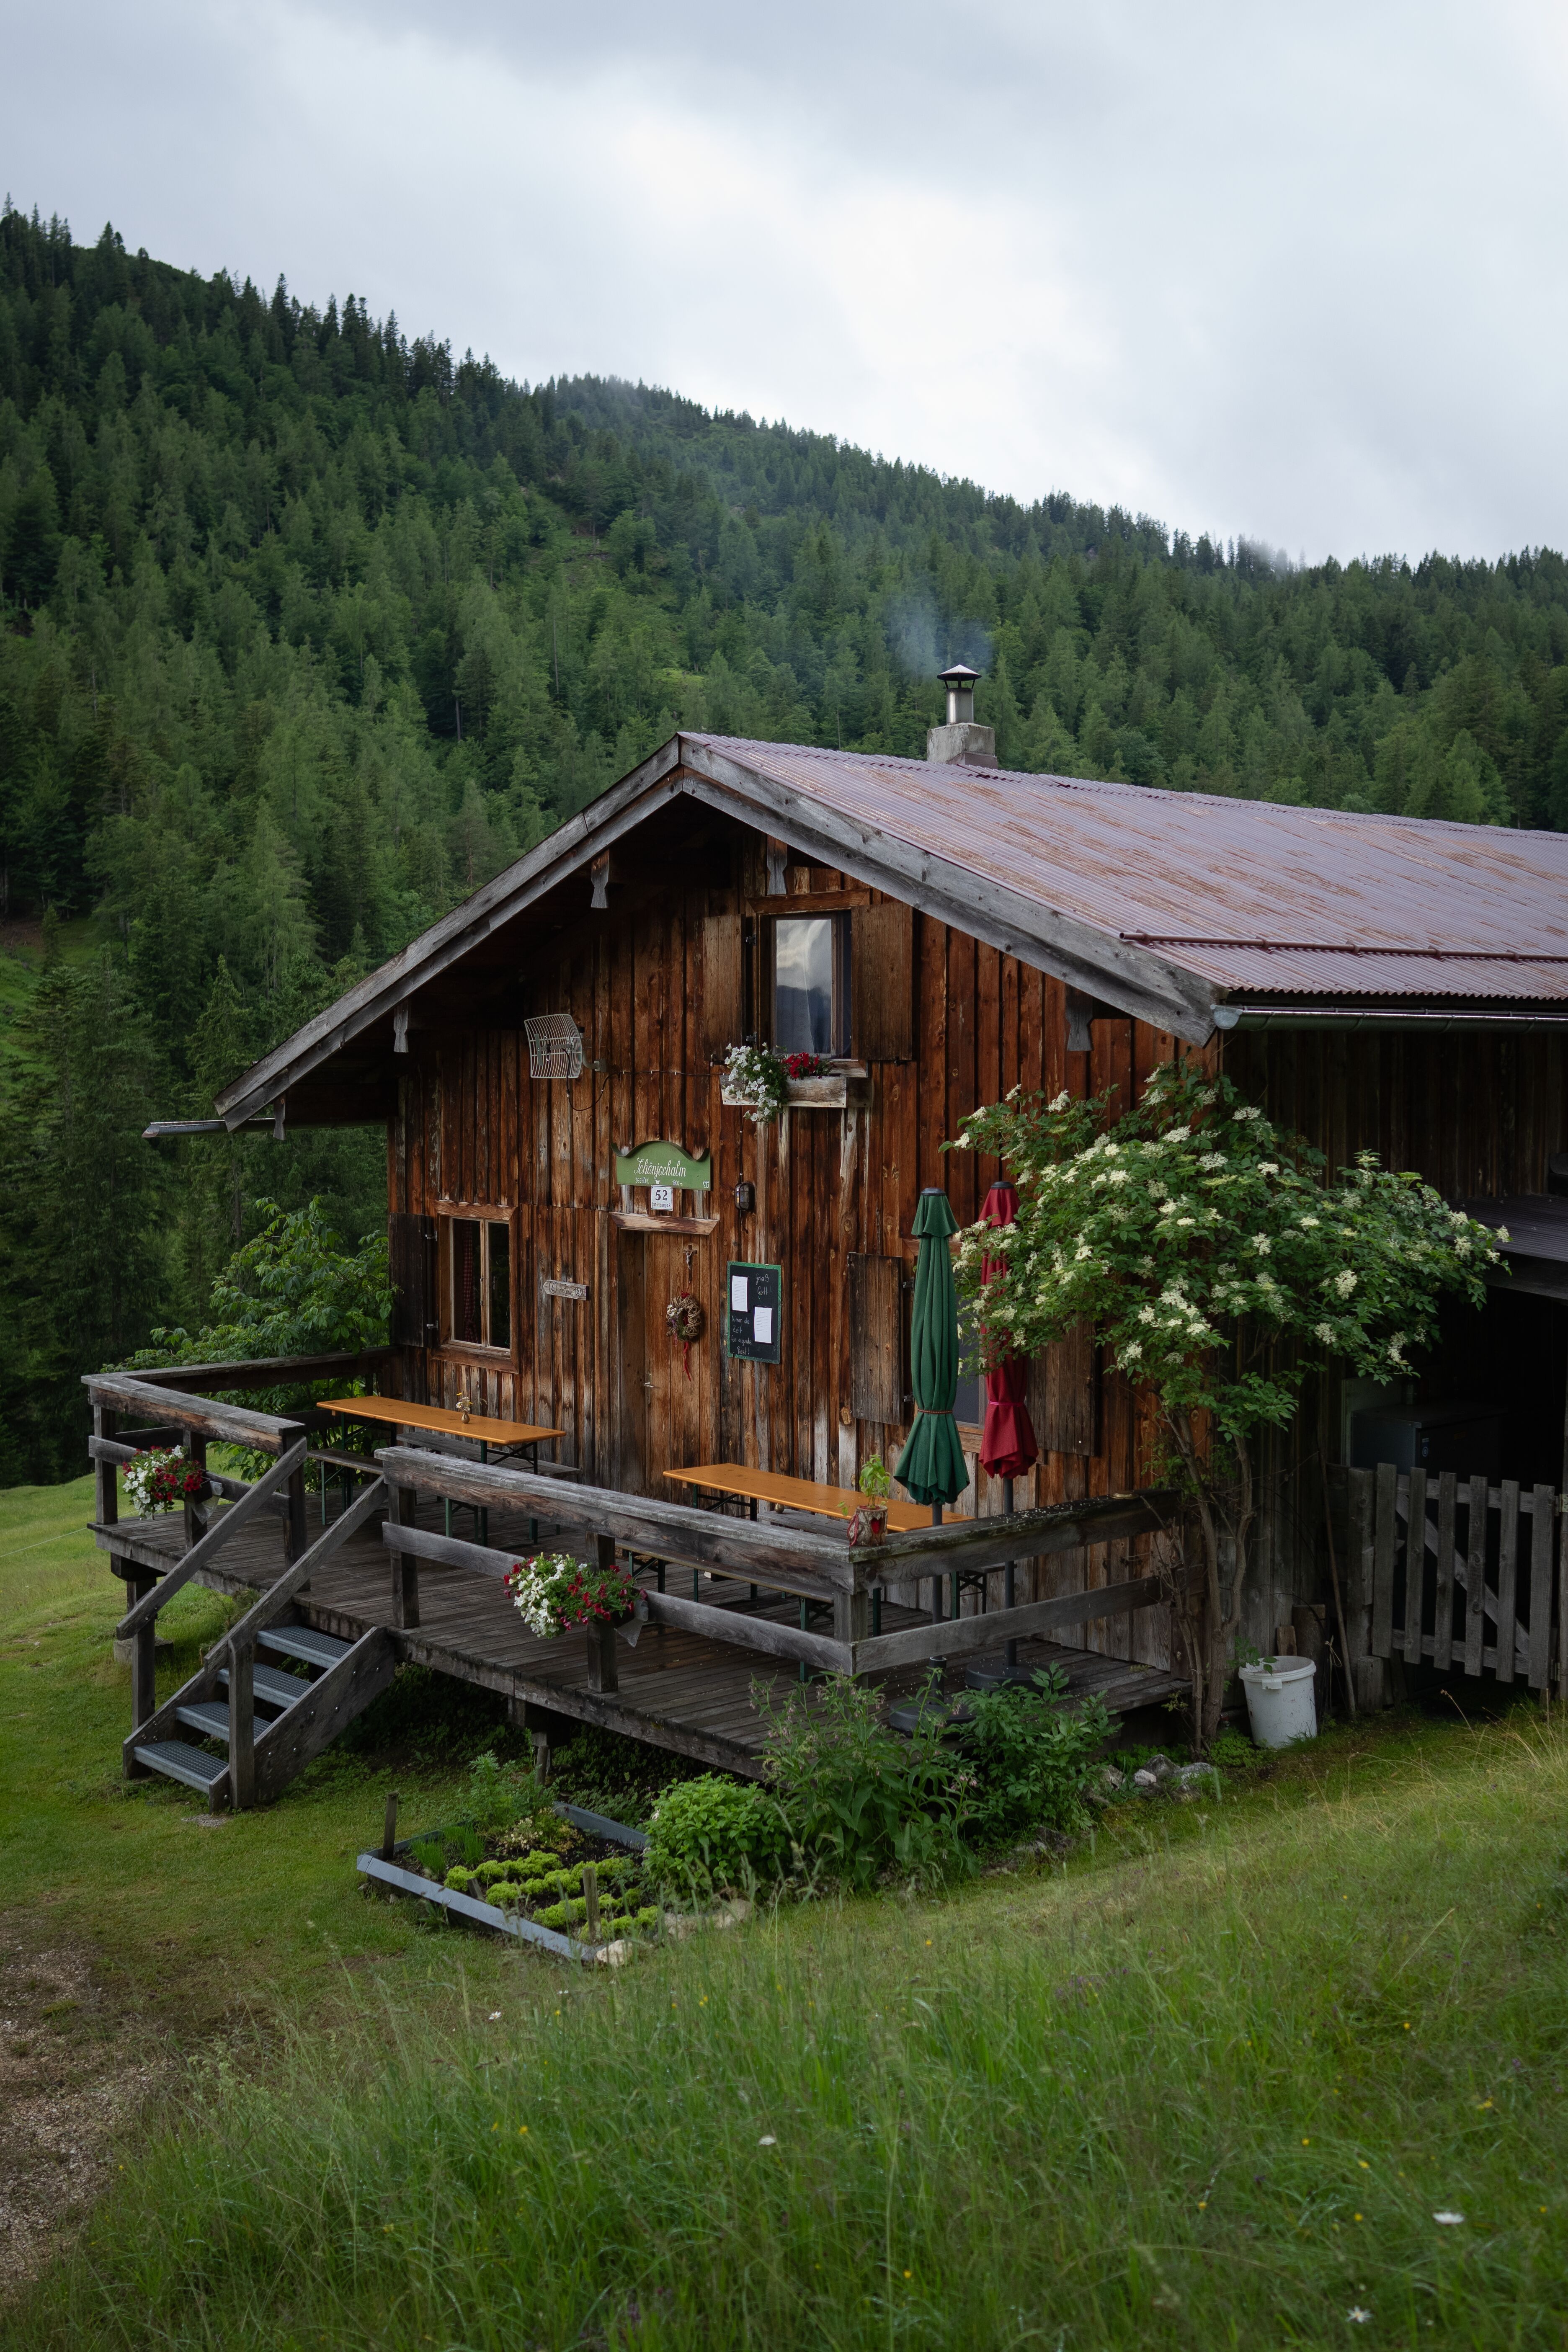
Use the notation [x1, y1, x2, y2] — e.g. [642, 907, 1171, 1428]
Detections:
[123, 1449, 211, 1516]
[667, 1289, 704, 1380]
[504, 1551, 639, 1639]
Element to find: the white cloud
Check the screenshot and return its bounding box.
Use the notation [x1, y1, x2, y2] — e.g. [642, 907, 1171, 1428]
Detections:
[3, 0, 1567, 560]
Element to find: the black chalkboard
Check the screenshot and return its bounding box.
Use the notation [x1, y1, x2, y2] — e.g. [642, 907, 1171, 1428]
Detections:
[725, 1261, 782, 1363]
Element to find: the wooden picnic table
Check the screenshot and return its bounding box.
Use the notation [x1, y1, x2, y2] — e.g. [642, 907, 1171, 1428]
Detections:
[664, 1462, 936, 1663]
[665, 1462, 934, 1530]
[322, 1396, 565, 1545]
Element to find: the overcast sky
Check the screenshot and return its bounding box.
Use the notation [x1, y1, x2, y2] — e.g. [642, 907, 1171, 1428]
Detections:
[4, 0, 1566, 563]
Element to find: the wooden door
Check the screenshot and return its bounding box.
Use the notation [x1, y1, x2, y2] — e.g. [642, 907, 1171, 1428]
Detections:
[614, 1228, 722, 1497]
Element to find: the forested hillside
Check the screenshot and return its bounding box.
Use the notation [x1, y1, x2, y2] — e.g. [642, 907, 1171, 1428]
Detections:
[5, 198, 1568, 1481]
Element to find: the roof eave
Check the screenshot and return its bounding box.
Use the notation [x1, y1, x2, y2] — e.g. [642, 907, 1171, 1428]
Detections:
[214, 737, 688, 1125]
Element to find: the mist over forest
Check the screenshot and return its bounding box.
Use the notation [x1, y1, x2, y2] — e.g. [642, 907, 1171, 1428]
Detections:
[4, 199, 1567, 1482]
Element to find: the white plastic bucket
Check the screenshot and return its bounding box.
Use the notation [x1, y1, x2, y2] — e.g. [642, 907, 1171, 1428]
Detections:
[1238, 1658, 1318, 1749]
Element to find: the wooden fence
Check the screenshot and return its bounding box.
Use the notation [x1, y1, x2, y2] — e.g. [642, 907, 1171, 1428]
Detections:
[1349, 1462, 1568, 1695]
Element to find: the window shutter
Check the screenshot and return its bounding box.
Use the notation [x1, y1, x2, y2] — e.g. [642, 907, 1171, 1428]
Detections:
[851, 901, 913, 1061]
[848, 1253, 904, 1424]
[700, 910, 742, 1065]
[389, 1212, 438, 1349]
[1029, 1320, 1099, 1458]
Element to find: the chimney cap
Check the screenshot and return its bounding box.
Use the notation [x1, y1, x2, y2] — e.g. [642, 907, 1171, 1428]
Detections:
[937, 661, 981, 685]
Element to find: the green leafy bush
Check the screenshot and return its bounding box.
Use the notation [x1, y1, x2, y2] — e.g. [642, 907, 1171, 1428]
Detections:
[644, 1774, 787, 1896]
[962, 1668, 1113, 1847]
[758, 1676, 967, 1890]
[442, 1866, 477, 1894]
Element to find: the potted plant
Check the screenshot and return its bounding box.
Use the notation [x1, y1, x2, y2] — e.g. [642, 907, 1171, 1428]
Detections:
[504, 1550, 640, 1638]
[845, 1453, 892, 1547]
[122, 1449, 211, 1518]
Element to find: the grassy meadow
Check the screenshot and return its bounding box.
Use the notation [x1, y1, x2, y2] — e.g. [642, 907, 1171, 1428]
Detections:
[4, 1477, 1568, 2348]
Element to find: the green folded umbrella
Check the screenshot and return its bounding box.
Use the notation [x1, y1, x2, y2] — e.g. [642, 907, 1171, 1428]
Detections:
[894, 1188, 970, 1511]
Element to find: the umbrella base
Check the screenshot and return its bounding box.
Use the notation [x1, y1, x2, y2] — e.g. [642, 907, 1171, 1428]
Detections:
[965, 1656, 1044, 1692]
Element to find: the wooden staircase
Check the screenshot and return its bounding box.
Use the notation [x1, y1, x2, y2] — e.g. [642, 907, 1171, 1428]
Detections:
[131, 1614, 395, 1806]
[105, 1419, 396, 1810]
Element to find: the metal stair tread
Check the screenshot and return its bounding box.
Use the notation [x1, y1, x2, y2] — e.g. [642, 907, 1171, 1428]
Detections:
[133, 1739, 227, 1791]
[219, 1661, 313, 1710]
[256, 1624, 353, 1669]
[175, 1700, 271, 1744]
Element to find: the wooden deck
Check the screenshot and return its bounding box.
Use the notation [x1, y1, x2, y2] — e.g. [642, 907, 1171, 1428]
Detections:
[97, 1490, 1188, 1779]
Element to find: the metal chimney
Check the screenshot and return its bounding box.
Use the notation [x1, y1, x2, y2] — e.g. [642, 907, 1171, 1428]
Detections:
[927, 662, 996, 767]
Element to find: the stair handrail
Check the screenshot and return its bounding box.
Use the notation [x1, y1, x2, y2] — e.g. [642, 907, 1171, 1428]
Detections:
[212, 1474, 388, 1673]
[121, 1473, 388, 1785]
[115, 1436, 309, 1639]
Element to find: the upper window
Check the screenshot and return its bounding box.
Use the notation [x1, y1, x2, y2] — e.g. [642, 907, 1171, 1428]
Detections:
[443, 1212, 511, 1352]
[773, 915, 851, 1056]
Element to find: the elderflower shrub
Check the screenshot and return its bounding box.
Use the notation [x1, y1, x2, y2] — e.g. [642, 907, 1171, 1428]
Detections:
[952, 1062, 1496, 1445]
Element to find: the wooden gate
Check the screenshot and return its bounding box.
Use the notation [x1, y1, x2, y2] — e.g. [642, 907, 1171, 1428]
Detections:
[1349, 1463, 1567, 1692]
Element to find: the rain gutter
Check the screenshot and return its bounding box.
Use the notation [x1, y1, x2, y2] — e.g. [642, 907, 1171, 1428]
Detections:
[1212, 1006, 1568, 1036]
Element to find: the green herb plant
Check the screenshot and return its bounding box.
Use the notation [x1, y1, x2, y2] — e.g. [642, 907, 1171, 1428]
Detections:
[643, 1774, 787, 1900]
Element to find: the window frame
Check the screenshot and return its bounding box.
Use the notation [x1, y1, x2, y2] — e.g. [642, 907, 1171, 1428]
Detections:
[766, 910, 853, 1060]
[434, 1199, 518, 1363]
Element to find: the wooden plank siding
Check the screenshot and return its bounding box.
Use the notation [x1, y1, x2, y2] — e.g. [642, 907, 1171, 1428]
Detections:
[382, 802, 1568, 1684]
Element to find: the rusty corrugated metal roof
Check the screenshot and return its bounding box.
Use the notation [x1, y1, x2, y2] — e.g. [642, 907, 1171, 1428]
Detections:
[684, 735, 1568, 1002]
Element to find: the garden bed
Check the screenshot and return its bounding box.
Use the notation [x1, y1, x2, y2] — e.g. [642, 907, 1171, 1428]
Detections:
[357, 1800, 653, 1964]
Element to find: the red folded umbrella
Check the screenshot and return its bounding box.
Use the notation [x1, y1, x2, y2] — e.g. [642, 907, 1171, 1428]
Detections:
[978, 1179, 1039, 1483]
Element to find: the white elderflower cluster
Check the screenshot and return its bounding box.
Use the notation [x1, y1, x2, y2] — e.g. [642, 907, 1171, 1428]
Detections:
[1233, 1106, 1261, 1123]
[1315, 1321, 1336, 1344]
[1334, 1268, 1358, 1297]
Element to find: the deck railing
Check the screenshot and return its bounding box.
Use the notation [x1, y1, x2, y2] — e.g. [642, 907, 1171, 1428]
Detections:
[374, 1443, 1173, 1685]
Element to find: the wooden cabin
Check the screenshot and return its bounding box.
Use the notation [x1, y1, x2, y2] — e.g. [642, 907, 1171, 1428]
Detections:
[210, 688, 1568, 1700]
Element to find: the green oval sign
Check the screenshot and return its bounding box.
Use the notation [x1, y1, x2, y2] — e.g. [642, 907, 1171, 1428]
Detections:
[614, 1140, 713, 1193]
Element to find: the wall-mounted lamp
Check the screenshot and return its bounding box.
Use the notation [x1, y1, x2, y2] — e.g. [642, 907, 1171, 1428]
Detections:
[734, 1179, 756, 1216]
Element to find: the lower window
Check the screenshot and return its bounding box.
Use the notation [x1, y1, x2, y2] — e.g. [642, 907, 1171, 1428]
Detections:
[443, 1211, 511, 1351]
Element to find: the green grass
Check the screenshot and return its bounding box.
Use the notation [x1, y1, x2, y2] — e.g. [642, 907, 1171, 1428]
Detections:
[5, 1479, 1568, 2346]
[0, 1475, 525, 2035]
